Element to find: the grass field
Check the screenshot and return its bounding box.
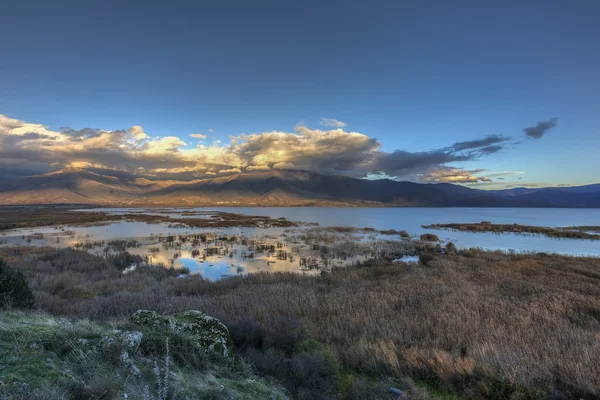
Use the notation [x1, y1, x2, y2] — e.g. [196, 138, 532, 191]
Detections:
[1, 244, 599, 399]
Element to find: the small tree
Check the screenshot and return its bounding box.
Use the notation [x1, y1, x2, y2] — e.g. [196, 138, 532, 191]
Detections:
[0, 258, 35, 309]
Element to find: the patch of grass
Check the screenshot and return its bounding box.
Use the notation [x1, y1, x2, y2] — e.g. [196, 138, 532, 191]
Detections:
[419, 233, 440, 241]
[0, 310, 287, 399]
[423, 222, 600, 240]
[0, 207, 296, 232]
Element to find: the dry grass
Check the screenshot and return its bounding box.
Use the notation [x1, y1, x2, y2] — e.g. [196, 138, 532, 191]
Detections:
[0, 207, 296, 231]
[423, 222, 600, 240]
[2, 246, 600, 398]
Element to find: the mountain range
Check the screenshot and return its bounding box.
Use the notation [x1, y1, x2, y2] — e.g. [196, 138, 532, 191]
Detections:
[0, 168, 598, 207]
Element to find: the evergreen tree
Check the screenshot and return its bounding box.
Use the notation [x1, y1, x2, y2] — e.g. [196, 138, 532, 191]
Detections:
[0, 258, 35, 309]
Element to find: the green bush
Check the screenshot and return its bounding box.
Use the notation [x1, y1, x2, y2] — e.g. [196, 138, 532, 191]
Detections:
[0, 258, 34, 309]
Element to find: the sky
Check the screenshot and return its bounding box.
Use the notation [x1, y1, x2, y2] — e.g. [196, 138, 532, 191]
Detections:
[1, 0, 599, 188]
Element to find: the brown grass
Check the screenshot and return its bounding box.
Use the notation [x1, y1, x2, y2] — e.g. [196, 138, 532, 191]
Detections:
[2, 245, 600, 398]
[423, 222, 600, 240]
[0, 207, 296, 231]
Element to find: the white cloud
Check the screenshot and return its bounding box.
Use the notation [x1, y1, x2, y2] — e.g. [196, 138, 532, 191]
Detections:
[190, 133, 207, 139]
[218, 168, 241, 174]
[320, 118, 347, 128]
[246, 164, 271, 171]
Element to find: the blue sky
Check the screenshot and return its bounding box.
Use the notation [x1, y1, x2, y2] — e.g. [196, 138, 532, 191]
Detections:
[1, 0, 599, 187]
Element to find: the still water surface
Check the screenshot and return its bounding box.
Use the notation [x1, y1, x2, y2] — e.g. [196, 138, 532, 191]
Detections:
[80, 207, 600, 255]
[2, 208, 599, 280]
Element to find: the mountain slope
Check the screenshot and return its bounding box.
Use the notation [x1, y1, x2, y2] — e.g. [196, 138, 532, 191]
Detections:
[0, 168, 598, 207]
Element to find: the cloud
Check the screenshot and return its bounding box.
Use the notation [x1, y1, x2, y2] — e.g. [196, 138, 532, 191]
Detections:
[208, 129, 214, 133]
[524, 118, 558, 139]
[476, 145, 504, 155]
[218, 168, 241, 174]
[190, 133, 206, 139]
[505, 183, 539, 188]
[0, 113, 538, 183]
[451, 135, 510, 151]
[320, 118, 347, 128]
[273, 162, 295, 169]
[419, 168, 491, 183]
[246, 164, 271, 171]
[484, 171, 524, 178]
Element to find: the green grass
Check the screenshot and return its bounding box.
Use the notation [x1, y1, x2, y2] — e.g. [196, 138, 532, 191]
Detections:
[0, 311, 287, 399]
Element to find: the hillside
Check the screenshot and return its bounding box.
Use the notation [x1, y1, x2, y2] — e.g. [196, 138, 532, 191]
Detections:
[0, 168, 598, 207]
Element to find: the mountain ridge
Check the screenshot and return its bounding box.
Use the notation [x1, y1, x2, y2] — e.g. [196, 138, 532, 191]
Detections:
[0, 168, 598, 207]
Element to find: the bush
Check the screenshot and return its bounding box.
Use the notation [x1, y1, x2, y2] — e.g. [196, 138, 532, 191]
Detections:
[0, 258, 34, 309]
[419, 233, 440, 242]
[419, 254, 435, 266]
[445, 242, 457, 254]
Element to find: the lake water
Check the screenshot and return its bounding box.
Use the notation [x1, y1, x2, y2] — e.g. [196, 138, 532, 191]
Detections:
[2, 207, 599, 280]
[78, 207, 600, 256]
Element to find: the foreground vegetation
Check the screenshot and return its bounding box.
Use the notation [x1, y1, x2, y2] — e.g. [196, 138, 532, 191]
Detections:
[1, 244, 599, 399]
[0, 310, 287, 399]
[423, 221, 600, 240]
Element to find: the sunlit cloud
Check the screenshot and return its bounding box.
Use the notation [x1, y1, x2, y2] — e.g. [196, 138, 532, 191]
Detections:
[0, 113, 553, 183]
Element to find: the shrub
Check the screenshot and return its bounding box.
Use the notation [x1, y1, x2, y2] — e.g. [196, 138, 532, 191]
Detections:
[419, 233, 440, 242]
[445, 242, 457, 254]
[106, 251, 143, 270]
[0, 258, 34, 309]
[419, 254, 434, 266]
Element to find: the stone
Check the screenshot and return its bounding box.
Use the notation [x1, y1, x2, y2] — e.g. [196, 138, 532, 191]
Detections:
[130, 309, 233, 357]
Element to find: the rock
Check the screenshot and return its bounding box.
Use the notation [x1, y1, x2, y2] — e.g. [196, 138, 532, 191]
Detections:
[100, 329, 143, 352]
[100, 329, 144, 377]
[131, 310, 233, 357]
[130, 310, 169, 327]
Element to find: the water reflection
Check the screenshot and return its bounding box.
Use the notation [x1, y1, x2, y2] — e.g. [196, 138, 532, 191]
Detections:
[2, 207, 600, 281]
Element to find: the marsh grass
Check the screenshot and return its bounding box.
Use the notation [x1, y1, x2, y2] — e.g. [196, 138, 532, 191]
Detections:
[423, 222, 600, 240]
[2, 245, 600, 398]
[0, 208, 296, 232]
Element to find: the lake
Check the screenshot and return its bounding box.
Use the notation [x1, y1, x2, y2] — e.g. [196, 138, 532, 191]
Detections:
[78, 207, 600, 255]
[1, 207, 599, 280]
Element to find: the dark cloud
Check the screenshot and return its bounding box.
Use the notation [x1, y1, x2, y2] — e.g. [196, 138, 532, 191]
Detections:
[451, 135, 509, 151]
[372, 150, 469, 178]
[59, 127, 106, 140]
[475, 145, 504, 155]
[524, 118, 558, 139]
